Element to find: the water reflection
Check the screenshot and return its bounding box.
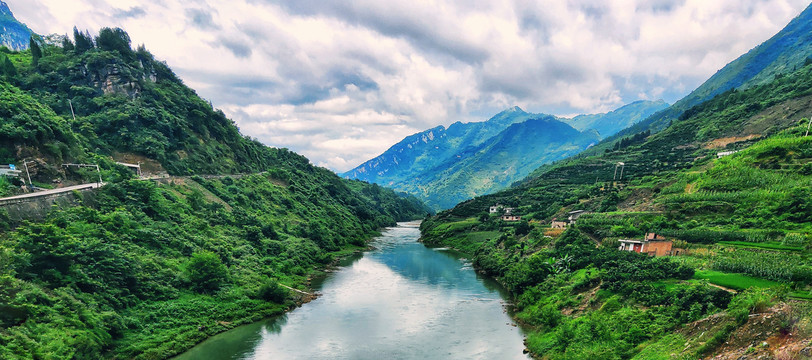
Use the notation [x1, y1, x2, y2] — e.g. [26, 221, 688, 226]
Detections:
[174, 223, 528, 360]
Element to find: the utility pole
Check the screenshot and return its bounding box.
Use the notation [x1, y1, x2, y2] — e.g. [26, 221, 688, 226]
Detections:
[613, 162, 625, 180]
[806, 117, 811, 137]
[68, 99, 77, 121]
[23, 159, 33, 191]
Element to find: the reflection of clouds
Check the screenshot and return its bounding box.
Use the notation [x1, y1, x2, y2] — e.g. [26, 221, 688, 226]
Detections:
[8, 0, 808, 171]
[238, 226, 527, 359]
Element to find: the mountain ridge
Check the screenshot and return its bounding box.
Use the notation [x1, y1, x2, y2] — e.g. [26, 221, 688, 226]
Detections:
[0, 0, 32, 51]
[342, 100, 667, 210]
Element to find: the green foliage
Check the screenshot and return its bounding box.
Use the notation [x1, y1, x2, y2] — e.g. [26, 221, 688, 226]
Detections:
[28, 36, 40, 67]
[711, 250, 812, 283]
[73, 27, 94, 53]
[95, 27, 135, 61]
[184, 251, 228, 293]
[256, 280, 288, 303]
[0, 25, 429, 358]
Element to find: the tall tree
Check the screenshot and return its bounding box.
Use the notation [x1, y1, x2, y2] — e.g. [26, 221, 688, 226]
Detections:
[96, 27, 134, 61]
[29, 36, 41, 67]
[61, 36, 74, 51]
[0, 55, 16, 77]
[73, 27, 94, 53]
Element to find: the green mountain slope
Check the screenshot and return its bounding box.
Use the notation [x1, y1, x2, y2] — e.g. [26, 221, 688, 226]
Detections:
[0, 26, 430, 359]
[420, 50, 812, 360]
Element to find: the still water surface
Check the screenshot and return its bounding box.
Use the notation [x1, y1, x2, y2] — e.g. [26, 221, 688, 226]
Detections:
[174, 222, 529, 360]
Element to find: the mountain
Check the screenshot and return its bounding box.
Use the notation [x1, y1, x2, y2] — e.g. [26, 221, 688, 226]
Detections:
[0, 24, 430, 359]
[420, 8, 812, 359]
[561, 99, 668, 139]
[404, 118, 600, 210]
[341, 106, 541, 185]
[0, 1, 31, 50]
[602, 2, 812, 144]
[343, 101, 666, 210]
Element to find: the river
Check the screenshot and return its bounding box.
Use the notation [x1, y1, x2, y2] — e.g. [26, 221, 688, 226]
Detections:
[173, 222, 529, 360]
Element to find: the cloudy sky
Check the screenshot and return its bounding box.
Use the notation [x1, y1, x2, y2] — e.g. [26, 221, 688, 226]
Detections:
[6, 0, 810, 172]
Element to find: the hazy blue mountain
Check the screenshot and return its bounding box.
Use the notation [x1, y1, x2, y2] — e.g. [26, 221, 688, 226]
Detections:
[342, 101, 667, 210]
[0, 1, 32, 50]
[411, 117, 600, 210]
[561, 100, 668, 139]
[340, 106, 541, 186]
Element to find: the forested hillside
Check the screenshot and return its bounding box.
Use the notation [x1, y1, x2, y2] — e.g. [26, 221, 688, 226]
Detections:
[420, 56, 812, 359]
[0, 28, 430, 359]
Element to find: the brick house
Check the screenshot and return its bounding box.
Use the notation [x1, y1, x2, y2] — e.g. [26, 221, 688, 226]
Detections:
[618, 233, 673, 257]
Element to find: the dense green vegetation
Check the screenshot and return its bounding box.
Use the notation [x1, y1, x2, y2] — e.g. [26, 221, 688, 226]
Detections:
[0, 28, 430, 359]
[0, 27, 295, 177]
[420, 56, 812, 359]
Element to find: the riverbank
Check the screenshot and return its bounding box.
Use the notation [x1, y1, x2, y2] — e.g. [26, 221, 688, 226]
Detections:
[417, 231, 537, 358]
[0, 172, 431, 360]
[164, 223, 425, 359]
[173, 223, 529, 359]
[149, 232, 392, 360]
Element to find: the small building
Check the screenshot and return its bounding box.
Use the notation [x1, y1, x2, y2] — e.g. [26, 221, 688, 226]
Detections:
[551, 219, 568, 229]
[717, 150, 739, 158]
[567, 210, 588, 223]
[0, 165, 21, 177]
[618, 233, 673, 257]
[489, 205, 514, 214]
[502, 215, 522, 222]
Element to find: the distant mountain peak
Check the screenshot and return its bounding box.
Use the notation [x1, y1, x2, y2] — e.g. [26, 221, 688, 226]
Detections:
[0, 1, 11, 15]
[500, 106, 525, 115]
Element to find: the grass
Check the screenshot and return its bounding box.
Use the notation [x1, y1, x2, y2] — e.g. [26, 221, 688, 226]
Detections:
[718, 241, 804, 252]
[466, 230, 501, 244]
[694, 270, 783, 291]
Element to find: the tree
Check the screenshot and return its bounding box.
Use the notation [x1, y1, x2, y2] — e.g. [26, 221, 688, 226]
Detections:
[61, 36, 74, 51]
[29, 36, 41, 67]
[256, 280, 288, 303]
[73, 27, 94, 53]
[184, 251, 228, 293]
[0, 54, 15, 77]
[96, 27, 134, 60]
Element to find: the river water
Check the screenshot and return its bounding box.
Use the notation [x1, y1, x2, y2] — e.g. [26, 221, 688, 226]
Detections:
[174, 222, 529, 360]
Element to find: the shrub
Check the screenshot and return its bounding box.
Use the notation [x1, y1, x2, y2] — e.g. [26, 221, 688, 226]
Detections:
[256, 280, 288, 303]
[184, 251, 228, 293]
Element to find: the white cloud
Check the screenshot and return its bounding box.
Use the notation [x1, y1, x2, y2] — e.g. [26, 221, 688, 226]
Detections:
[5, 0, 810, 172]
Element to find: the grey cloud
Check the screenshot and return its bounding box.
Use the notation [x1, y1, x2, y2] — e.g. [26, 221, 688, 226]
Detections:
[217, 35, 252, 58]
[273, 0, 490, 65]
[186, 8, 220, 30]
[636, 0, 686, 13]
[114, 6, 146, 19]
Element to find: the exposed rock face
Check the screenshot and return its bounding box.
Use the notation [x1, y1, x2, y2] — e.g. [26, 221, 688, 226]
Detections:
[95, 64, 141, 98]
[82, 60, 157, 98]
[0, 0, 33, 51]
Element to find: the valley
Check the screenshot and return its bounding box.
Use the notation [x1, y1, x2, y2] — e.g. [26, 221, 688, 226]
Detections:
[1, 1, 812, 360]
